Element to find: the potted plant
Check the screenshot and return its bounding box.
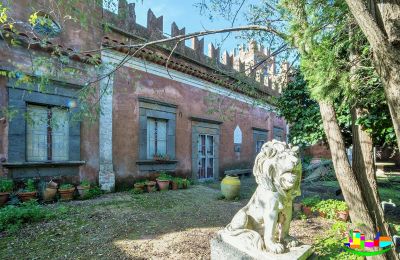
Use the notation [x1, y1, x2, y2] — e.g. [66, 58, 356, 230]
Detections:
[145, 180, 156, 192]
[18, 179, 37, 202]
[301, 196, 320, 217]
[133, 180, 146, 192]
[77, 180, 91, 198]
[58, 184, 75, 201]
[335, 201, 349, 222]
[171, 177, 182, 190]
[157, 172, 172, 191]
[0, 178, 13, 206]
[182, 178, 190, 189]
[42, 180, 58, 202]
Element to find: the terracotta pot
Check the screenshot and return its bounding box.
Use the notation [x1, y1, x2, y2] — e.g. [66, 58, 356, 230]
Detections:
[59, 188, 75, 201]
[171, 182, 178, 190]
[18, 191, 37, 202]
[77, 186, 90, 198]
[134, 183, 145, 192]
[221, 176, 241, 200]
[157, 179, 170, 191]
[42, 188, 57, 202]
[318, 211, 327, 218]
[336, 210, 349, 222]
[0, 192, 10, 206]
[302, 205, 313, 216]
[146, 182, 156, 192]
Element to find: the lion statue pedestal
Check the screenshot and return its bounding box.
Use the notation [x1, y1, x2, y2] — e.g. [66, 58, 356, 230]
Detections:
[211, 141, 313, 260]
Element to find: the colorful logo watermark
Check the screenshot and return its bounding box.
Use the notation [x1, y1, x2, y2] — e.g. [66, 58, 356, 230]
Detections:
[343, 229, 394, 256]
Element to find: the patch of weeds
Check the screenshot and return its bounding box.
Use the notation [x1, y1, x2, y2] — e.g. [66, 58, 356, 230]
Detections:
[314, 221, 362, 260]
[0, 200, 65, 233]
[83, 186, 104, 200]
[216, 193, 225, 200]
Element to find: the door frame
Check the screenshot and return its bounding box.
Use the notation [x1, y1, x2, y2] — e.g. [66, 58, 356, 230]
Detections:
[191, 119, 221, 181]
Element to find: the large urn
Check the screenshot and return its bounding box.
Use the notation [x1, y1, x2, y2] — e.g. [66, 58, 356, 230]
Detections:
[221, 175, 241, 200]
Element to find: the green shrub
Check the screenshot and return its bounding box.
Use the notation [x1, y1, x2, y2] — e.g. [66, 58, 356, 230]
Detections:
[0, 200, 61, 232]
[23, 179, 36, 192]
[0, 178, 13, 192]
[59, 184, 74, 190]
[83, 186, 103, 199]
[157, 172, 172, 181]
[80, 180, 90, 187]
[301, 196, 320, 207]
[312, 199, 348, 219]
[314, 221, 362, 259]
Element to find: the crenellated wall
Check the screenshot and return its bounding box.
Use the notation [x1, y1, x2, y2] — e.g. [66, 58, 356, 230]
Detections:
[101, 0, 288, 95]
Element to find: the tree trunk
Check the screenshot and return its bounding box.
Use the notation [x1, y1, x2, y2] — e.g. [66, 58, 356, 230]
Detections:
[319, 102, 375, 232]
[351, 107, 398, 259]
[345, 0, 400, 150]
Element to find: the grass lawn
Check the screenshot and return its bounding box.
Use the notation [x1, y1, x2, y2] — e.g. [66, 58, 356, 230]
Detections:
[0, 180, 334, 259]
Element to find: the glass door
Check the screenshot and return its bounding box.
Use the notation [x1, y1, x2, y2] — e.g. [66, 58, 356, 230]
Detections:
[198, 134, 215, 180]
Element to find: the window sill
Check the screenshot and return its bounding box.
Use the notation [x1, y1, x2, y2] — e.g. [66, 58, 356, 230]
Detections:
[136, 160, 178, 165]
[2, 161, 85, 168]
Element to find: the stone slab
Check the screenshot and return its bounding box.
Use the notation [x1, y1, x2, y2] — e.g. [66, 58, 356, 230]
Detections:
[211, 236, 313, 260]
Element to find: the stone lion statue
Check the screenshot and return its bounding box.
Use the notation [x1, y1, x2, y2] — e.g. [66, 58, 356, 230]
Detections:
[218, 140, 302, 256]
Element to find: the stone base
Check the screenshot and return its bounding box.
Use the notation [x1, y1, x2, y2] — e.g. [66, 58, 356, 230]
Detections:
[211, 236, 313, 260]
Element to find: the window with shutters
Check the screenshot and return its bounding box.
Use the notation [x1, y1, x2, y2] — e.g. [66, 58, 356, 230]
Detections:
[26, 104, 69, 162]
[147, 118, 167, 159]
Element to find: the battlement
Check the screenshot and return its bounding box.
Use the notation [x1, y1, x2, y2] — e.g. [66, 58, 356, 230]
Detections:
[102, 0, 287, 94]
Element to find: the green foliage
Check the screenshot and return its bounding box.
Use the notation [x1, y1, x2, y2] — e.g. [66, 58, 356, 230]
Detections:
[83, 186, 103, 200]
[314, 221, 362, 259]
[312, 199, 348, 219]
[23, 179, 36, 192]
[80, 180, 91, 187]
[301, 196, 321, 207]
[0, 178, 13, 193]
[157, 172, 172, 181]
[275, 74, 325, 145]
[59, 184, 74, 190]
[0, 200, 64, 232]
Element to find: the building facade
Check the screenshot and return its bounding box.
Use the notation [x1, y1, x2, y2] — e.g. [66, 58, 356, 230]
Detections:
[0, 0, 288, 190]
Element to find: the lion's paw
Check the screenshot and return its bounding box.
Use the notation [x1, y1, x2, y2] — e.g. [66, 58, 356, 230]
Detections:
[266, 242, 285, 254]
[284, 236, 299, 248]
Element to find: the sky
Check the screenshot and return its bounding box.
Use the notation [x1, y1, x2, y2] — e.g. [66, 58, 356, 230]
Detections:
[126, 0, 250, 56]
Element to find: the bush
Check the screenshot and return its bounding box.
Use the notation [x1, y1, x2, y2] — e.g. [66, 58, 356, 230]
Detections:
[59, 184, 74, 190]
[23, 179, 36, 192]
[301, 196, 321, 207]
[0, 200, 61, 232]
[83, 186, 103, 199]
[157, 172, 173, 181]
[312, 199, 348, 219]
[314, 221, 362, 259]
[0, 178, 13, 192]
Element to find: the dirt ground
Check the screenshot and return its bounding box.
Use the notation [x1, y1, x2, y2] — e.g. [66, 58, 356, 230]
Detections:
[0, 178, 333, 260]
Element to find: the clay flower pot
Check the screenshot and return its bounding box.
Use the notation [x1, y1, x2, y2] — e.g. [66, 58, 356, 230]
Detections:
[0, 192, 10, 206]
[171, 181, 178, 190]
[77, 185, 90, 198]
[318, 211, 327, 218]
[336, 210, 349, 222]
[59, 188, 75, 201]
[301, 205, 313, 216]
[157, 179, 170, 191]
[146, 181, 156, 192]
[42, 188, 57, 202]
[134, 183, 145, 192]
[18, 191, 37, 202]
